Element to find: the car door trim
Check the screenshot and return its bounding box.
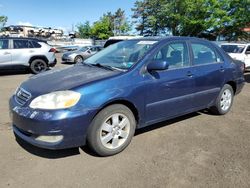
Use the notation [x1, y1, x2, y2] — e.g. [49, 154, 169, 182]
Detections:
[146, 87, 220, 108]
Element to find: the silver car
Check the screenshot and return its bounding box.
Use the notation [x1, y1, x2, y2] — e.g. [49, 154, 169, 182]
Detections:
[62, 46, 103, 63]
[0, 37, 57, 74]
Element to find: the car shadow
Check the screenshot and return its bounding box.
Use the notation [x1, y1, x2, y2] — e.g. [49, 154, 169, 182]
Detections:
[135, 112, 201, 136]
[61, 62, 75, 65]
[15, 135, 81, 159]
[0, 69, 30, 76]
[244, 72, 250, 83]
[15, 112, 201, 159]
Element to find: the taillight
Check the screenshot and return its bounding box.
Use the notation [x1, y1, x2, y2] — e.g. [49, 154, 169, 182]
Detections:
[49, 48, 57, 53]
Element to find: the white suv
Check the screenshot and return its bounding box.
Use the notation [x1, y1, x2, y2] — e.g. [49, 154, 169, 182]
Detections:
[221, 43, 250, 70]
[0, 37, 57, 74]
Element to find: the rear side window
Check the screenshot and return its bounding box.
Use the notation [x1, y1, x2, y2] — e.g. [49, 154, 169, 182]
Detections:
[0, 39, 8, 49]
[13, 40, 29, 49]
[31, 41, 42, 48]
[90, 47, 97, 52]
[191, 43, 222, 65]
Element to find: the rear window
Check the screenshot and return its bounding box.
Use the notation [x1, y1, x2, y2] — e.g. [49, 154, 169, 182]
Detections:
[104, 39, 123, 48]
[221, 44, 246, 53]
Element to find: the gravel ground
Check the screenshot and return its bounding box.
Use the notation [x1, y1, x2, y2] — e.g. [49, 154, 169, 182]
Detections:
[0, 56, 250, 188]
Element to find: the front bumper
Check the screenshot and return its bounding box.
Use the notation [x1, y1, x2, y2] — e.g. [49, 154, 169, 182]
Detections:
[62, 56, 75, 63]
[9, 96, 96, 150]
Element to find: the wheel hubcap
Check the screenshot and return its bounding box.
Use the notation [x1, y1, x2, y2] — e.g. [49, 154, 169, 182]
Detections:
[34, 62, 46, 72]
[76, 57, 83, 63]
[220, 89, 232, 111]
[100, 113, 130, 149]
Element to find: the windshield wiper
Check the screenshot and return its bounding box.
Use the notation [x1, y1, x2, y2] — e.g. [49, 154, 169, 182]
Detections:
[91, 63, 125, 71]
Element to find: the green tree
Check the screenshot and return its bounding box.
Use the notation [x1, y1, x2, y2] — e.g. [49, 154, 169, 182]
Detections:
[113, 8, 131, 35]
[91, 15, 114, 39]
[76, 21, 92, 38]
[132, 0, 250, 40]
[210, 0, 250, 40]
[0, 16, 7, 29]
[132, 0, 167, 36]
[132, 0, 149, 35]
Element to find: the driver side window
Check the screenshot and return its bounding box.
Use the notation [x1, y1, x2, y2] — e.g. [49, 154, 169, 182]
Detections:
[154, 42, 189, 69]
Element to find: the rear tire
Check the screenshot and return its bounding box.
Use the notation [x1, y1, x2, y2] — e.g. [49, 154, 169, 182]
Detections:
[30, 59, 48, 74]
[210, 84, 234, 115]
[87, 104, 136, 156]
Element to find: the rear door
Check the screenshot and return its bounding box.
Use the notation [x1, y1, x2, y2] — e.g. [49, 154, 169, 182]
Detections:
[189, 41, 225, 108]
[145, 40, 196, 124]
[0, 39, 11, 65]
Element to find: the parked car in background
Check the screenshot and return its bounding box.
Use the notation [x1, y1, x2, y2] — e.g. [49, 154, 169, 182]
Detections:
[0, 37, 57, 74]
[10, 37, 245, 156]
[221, 43, 250, 70]
[103, 36, 143, 48]
[62, 45, 103, 63]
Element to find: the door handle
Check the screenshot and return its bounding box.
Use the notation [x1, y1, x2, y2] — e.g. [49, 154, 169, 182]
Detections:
[29, 50, 35, 53]
[187, 71, 193, 77]
[220, 66, 225, 72]
[3, 52, 11, 55]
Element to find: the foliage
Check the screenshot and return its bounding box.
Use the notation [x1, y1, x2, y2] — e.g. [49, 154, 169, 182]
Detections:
[76, 21, 92, 38]
[113, 8, 131, 35]
[91, 15, 114, 39]
[76, 9, 131, 40]
[0, 16, 7, 29]
[132, 0, 250, 40]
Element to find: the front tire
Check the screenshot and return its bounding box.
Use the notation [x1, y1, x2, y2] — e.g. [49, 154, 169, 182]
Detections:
[74, 56, 83, 64]
[30, 59, 48, 74]
[87, 104, 136, 156]
[210, 84, 234, 115]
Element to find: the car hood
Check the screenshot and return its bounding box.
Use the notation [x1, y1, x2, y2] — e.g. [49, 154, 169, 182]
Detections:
[20, 65, 120, 95]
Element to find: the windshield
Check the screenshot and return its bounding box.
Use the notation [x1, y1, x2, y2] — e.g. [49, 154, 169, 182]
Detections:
[221, 44, 246, 53]
[79, 47, 89, 52]
[84, 40, 158, 70]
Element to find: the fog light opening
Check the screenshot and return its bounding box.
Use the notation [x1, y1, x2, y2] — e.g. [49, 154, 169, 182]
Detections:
[34, 135, 63, 143]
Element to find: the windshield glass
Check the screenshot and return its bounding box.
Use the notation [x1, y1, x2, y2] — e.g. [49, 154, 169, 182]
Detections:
[84, 40, 158, 70]
[79, 47, 89, 52]
[221, 44, 246, 53]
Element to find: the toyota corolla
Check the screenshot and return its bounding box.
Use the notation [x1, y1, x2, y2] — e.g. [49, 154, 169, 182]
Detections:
[9, 37, 245, 156]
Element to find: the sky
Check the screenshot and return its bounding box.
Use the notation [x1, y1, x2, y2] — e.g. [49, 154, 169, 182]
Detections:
[0, 0, 136, 33]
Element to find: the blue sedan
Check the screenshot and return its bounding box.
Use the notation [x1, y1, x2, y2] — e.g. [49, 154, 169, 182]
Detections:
[9, 37, 245, 156]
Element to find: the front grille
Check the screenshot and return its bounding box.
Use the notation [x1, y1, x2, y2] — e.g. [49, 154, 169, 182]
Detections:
[15, 87, 32, 105]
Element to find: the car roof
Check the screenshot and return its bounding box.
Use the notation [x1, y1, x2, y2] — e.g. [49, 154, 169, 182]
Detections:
[221, 43, 249, 46]
[0, 37, 47, 43]
[108, 36, 143, 40]
[128, 36, 211, 43]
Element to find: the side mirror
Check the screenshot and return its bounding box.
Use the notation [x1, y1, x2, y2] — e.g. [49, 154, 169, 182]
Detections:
[245, 51, 250, 55]
[87, 50, 91, 54]
[147, 60, 169, 71]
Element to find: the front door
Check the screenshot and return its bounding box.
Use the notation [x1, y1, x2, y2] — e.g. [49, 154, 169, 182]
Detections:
[145, 41, 195, 124]
[0, 39, 11, 65]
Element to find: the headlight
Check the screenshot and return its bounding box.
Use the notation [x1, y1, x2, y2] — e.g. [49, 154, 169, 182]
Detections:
[29, 91, 81, 110]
